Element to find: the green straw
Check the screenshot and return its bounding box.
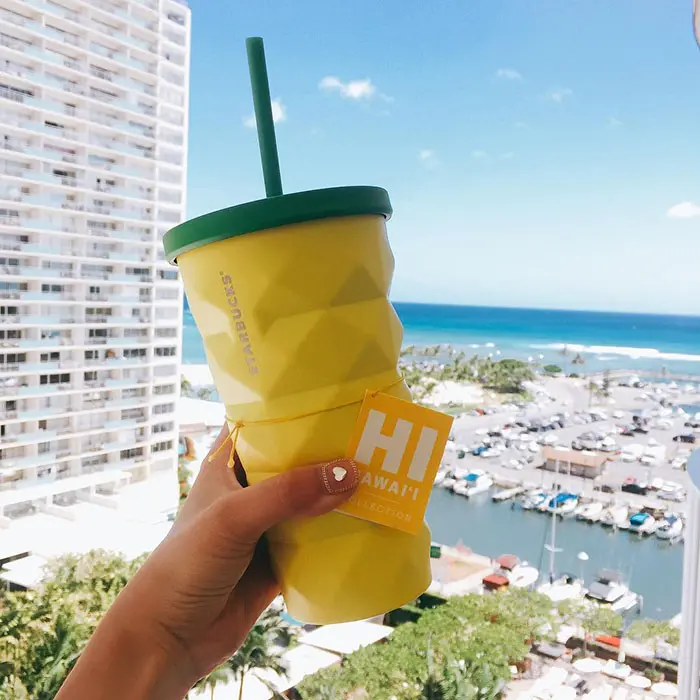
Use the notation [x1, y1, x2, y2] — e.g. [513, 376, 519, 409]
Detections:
[246, 37, 283, 197]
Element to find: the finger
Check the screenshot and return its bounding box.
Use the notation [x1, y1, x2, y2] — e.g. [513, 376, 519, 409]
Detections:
[212, 458, 359, 547]
[171, 427, 240, 534]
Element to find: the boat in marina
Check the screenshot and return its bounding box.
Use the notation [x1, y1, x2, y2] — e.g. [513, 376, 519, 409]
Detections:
[546, 492, 578, 516]
[495, 553, 539, 588]
[656, 513, 684, 541]
[628, 511, 660, 535]
[600, 503, 629, 528]
[521, 489, 549, 510]
[453, 470, 493, 497]
[492, 486, 525, 502]
[575, 500, 604, 522]
[538, 574, 586, 603]
[585, 569, 641, 613]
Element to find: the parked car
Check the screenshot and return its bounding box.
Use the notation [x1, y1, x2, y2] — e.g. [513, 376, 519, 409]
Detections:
[674, 434, 697, 444]
[622, 478, 648, 496]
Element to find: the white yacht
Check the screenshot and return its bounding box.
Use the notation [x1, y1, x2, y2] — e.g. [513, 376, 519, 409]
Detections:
[538, 575, 586, 603]
[585, 570, 641, 613]
[600, 503, 629, 528]
[546, 492, 578, 515]
[575, 501, 604, 522]
[656, 514, 684, 541]
[521, 489, 548, 510]
[628, 511, 660, 535]
[452, 470, 493, 497]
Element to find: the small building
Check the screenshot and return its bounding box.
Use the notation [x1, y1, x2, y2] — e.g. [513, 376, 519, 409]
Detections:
[541, 447, 609, 479]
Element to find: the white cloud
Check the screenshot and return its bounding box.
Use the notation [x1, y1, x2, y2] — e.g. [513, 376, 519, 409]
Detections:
[608, 116, 623, 128]
[496, 68, 522, 81]
[319, 76, 377, 100]
[243, 98, 286, 128]
[418, 149, 439, 169]
[471, 150, 488, 160]
[546, 88, 573, 103]
[667, 201, 700, 219]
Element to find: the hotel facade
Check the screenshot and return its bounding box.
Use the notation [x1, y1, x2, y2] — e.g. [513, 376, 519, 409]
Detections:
[0, 0, 189, 523]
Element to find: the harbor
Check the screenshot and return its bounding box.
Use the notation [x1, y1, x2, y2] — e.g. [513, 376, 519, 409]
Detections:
[426, 487, 682, 619]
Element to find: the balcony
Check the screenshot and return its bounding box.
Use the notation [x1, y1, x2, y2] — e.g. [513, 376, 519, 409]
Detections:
[18, 406, 69, 420]
[104, 418, 137, 428]
[3, 450, 71, 470]
[0, 429, 58, 445]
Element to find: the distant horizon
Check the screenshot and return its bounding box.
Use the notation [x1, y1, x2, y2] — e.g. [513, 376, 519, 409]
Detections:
[389, 300, 700, 319]
[182, 295, 700, 319]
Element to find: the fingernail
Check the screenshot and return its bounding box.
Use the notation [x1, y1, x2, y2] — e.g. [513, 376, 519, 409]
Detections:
[320, 458, 358, 495]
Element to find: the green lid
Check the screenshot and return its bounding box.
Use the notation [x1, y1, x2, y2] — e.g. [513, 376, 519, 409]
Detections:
[163, 185, 392, 263]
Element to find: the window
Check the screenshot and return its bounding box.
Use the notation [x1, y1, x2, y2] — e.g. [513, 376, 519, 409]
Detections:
[152, 440, 173, 453]
[84, 371, 97, 382]
[120, 448, 143, 460]
[40, 352, 59, 362]
[0, 353, 25, 364]
[38, 442, 52, 454]
[153, 402, 174, 415]
[41, 284, 64, 293]
[155, 346, 176, 357]
[6, 400, 16, 411]
[153, 384, 175, 395]
[153, 422, 173, 434]
[40, 373, 69, 385]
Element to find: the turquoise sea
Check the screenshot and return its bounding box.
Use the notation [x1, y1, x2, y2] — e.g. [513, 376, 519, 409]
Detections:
[181, 302, 699, 617]
[183, 302, 700, 378]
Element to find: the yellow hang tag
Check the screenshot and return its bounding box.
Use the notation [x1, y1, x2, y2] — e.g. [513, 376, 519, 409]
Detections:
[337, 391, 454, 535]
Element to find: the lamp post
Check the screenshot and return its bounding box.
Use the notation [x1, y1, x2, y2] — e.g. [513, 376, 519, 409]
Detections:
[678, 450, 700, 699]
[577, 551, 589, 583]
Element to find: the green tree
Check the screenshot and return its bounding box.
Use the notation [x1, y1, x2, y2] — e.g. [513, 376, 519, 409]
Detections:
[572, 353, 586, 372]
[181, 374, 192, 396]
[192, 664, 231, 700]
[0, 677, 29, 700]
[559, 600, 622, 654]
[629, 619, 680, 670]
[0, 551, 145, 698]
[543, 364, 563, 375]
[178, 457, 193, 512]
[227, 608, 289, 700]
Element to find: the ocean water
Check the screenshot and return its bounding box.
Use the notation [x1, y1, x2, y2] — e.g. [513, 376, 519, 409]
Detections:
[183, 302, 700, 377]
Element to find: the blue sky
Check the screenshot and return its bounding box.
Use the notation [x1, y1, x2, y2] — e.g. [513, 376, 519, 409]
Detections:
[185, 0, 700, 315]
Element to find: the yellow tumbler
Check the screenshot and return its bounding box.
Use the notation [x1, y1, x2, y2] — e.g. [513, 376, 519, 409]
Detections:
[164, 187, 432, 624]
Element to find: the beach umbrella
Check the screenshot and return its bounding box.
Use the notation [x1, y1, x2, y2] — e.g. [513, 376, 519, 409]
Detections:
[573, 658, 602, 673]
[651, 681, 678, 697]
[625, 675, 651, 690]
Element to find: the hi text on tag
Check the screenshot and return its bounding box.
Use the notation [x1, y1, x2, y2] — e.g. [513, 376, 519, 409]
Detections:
[337, 392, 454, 535]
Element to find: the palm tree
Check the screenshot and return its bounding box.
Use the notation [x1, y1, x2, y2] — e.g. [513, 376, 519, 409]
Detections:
[571, 353, 586, 376]
[629, 619, 680, 671]
[180, 374, 192, 396]
[192, 664, 231, 700]
[227, 608, 289, 700]
[29, 610, 86, 700]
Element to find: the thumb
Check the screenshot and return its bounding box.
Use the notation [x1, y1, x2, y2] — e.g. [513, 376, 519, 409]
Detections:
[217, 458, 359, 544]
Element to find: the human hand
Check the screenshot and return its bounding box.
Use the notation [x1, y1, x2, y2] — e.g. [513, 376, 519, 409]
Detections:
[56, 426, 358, 699]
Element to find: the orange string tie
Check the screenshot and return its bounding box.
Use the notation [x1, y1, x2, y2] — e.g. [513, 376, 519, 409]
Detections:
[207, 376, 405, 469]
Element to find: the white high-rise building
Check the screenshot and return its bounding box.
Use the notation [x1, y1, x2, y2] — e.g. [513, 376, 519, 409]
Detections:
[0, 0, 190, 525]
